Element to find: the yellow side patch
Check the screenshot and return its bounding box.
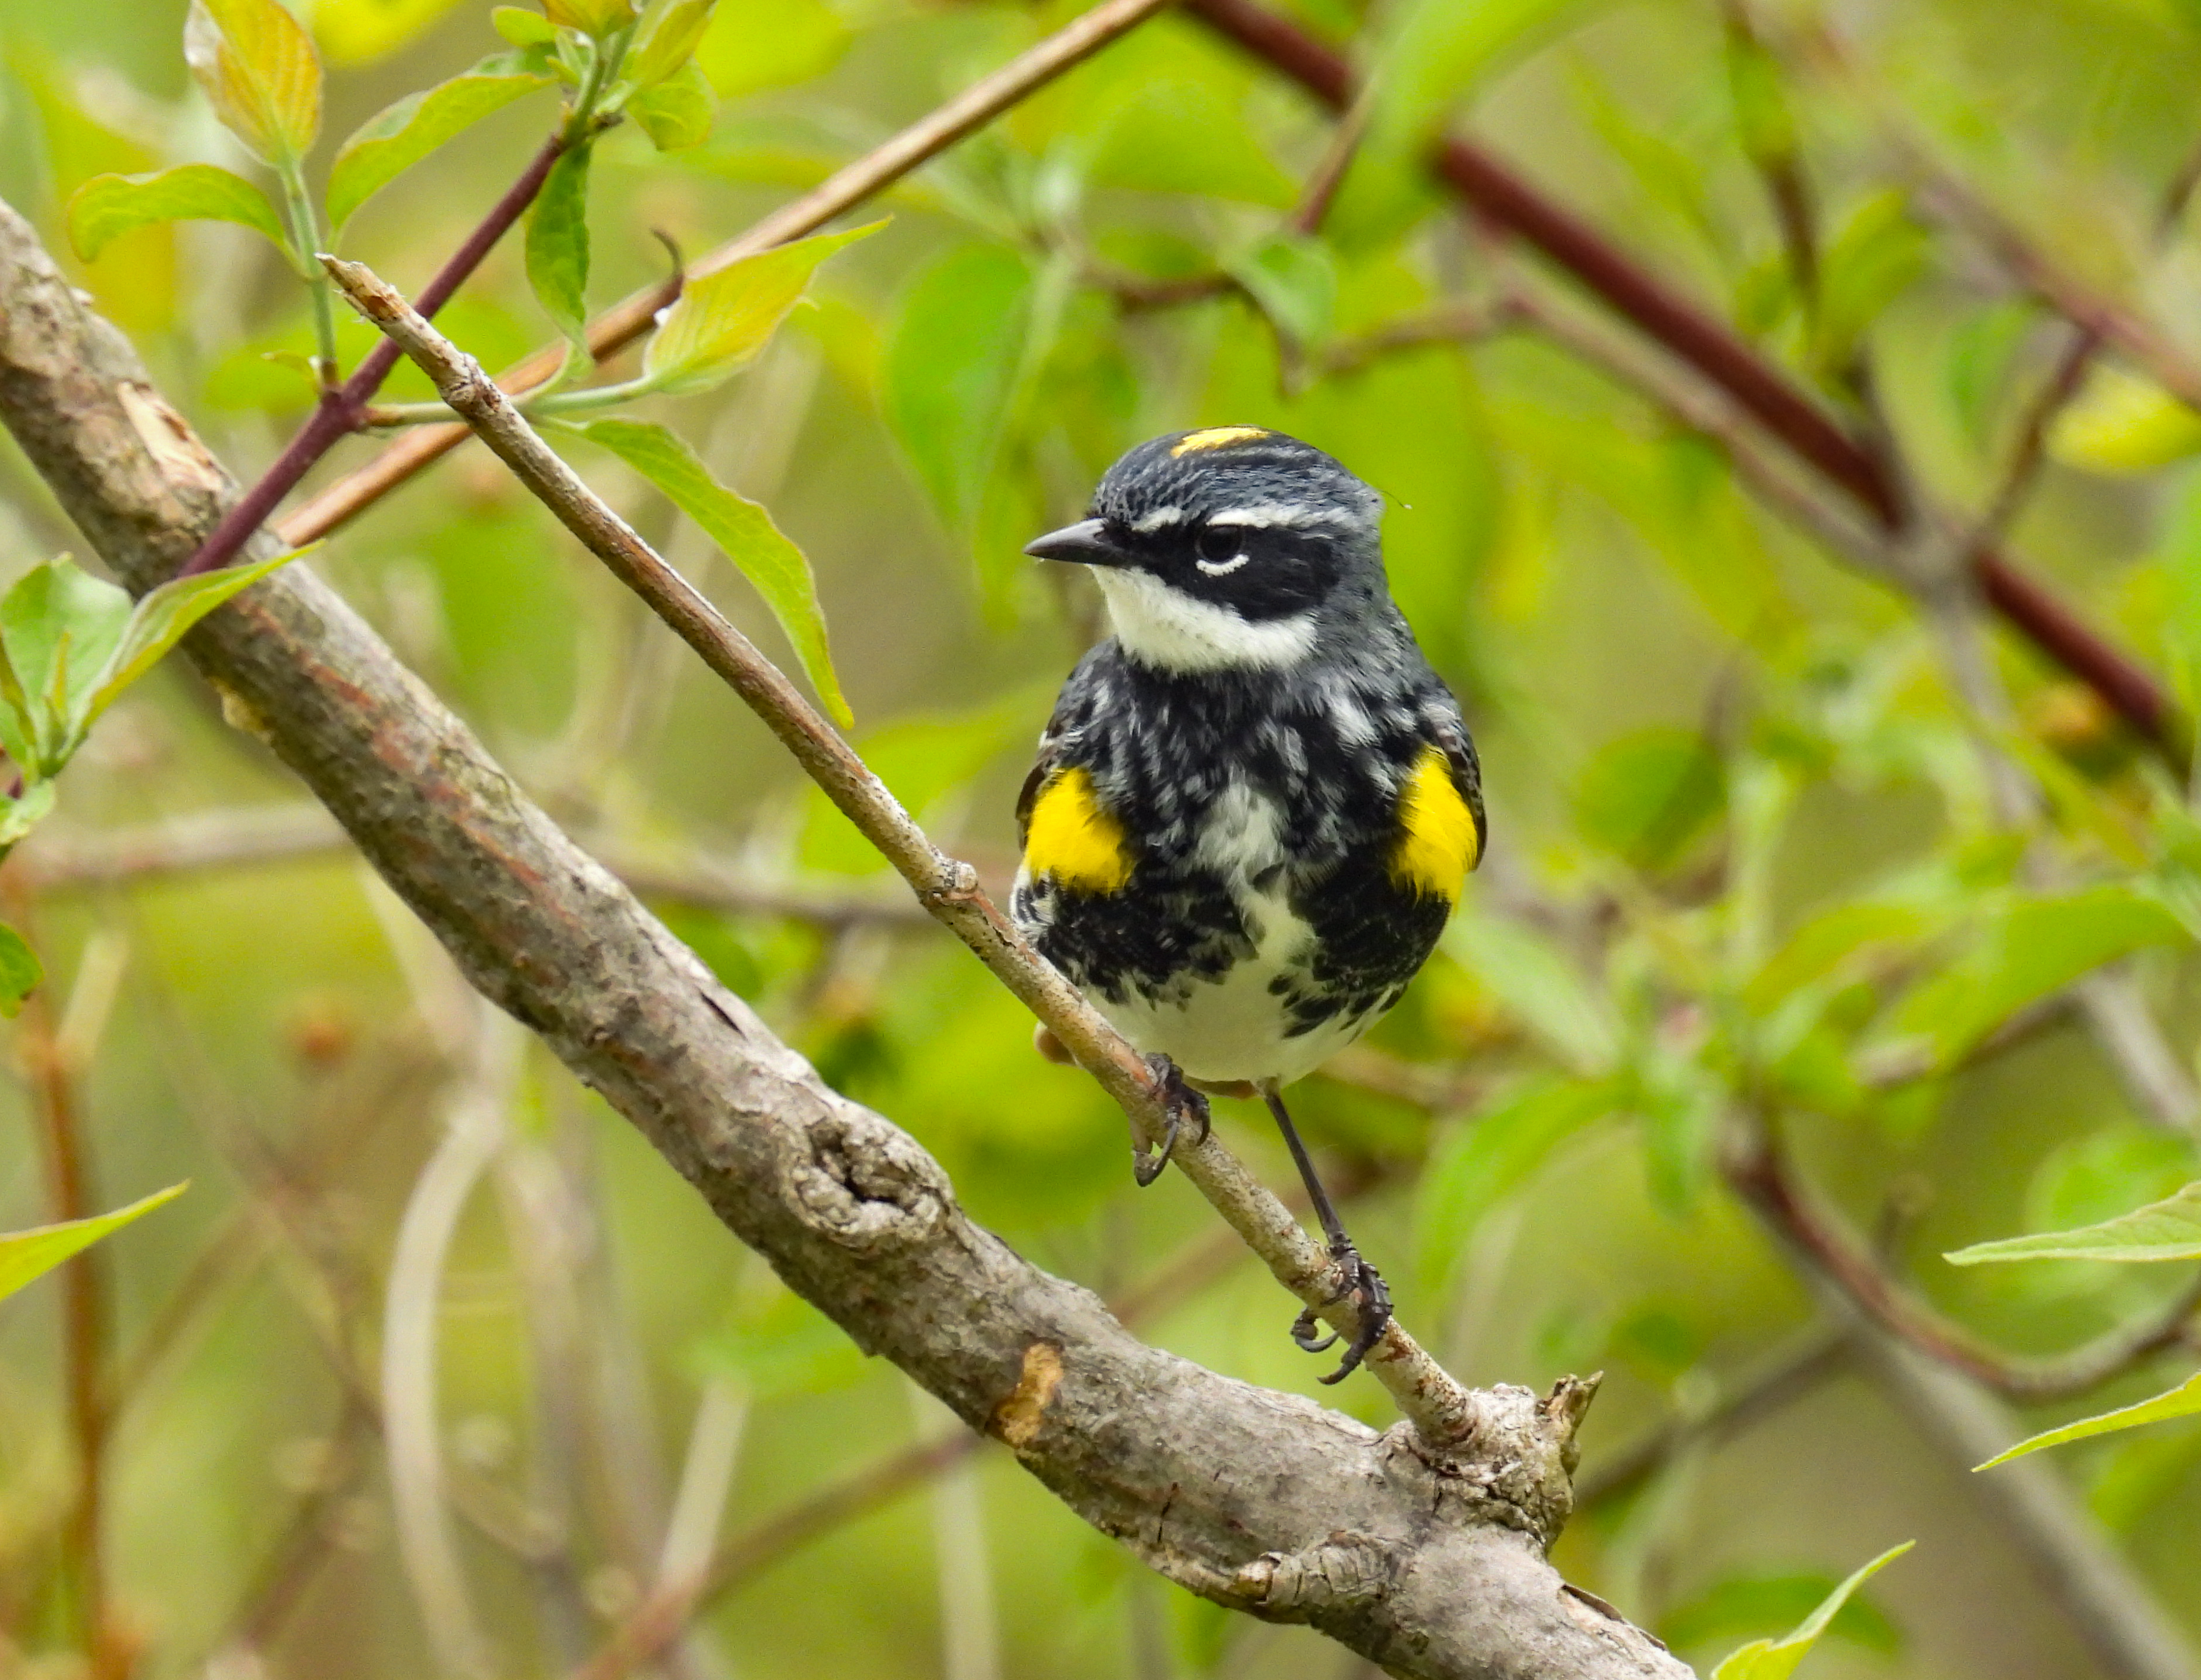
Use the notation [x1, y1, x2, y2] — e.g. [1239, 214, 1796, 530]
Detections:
[1390, 746, 1478, 901]
[1025, 767, 1134, 893]
[1172, 426, 1269, 456]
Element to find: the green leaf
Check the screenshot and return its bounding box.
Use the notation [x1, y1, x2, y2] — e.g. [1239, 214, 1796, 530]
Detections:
[1887, 886, 2187, 1064]
[0, 558, 135, 773]
[307, 0, 472, 66]
[1977, 1373, 2201, 1469]
[546, 0, 639, 35]
[628, 0, 714, 87]
[1227, 232, 1336, 346]
[628, 61, 715, 151]
[643, 221, 878, 396]
[1948, 1180, 2201, 1266]
[692, 0, 848, 97]
[184, 0, 324, 167]
[1663, 1572, 1899, 1660]
[1745, 901, 1932, 1014]
[1415, 1077, 1613, 1288]
[2050, 365, 2201, 475]
[551, 418, 851, 726]
[526, 144, 593, 363]
[0, 784, 59, 854]
[0, 920, 41, 1013]
[74, 546, 312, 745]
[1810, 190, 1928, 375]
[1443, 910, 1619, 1074]
[326, 52, 554, 231]
[67, 165, 289, 263]
[0, 1183, 188, 1304]
[1575, 727, 1727, 873]
[493, 5, 558, 45]
[1711, 1542, 1913, 1680]
[882, 244, 1035, 536]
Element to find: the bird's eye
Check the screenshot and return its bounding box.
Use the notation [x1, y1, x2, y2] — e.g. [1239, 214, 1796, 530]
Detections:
[1195, 526, 1238, 563]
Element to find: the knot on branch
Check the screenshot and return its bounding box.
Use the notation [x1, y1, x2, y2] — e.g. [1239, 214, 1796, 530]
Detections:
[785, 1108, 953, 1251]
[1230, 1531, 1400, 1619]
[1397, 1372, 1602, 1547]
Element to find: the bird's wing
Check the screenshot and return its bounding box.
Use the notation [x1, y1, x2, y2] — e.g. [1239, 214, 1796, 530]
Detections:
[1016, 664, 1095, 851]
[1421, 697, 1488, 871]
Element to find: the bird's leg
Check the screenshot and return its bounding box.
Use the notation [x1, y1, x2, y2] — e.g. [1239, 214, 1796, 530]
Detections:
[1132, 1054, 1211, 1187]
[1264, 1084, 1391, 1384]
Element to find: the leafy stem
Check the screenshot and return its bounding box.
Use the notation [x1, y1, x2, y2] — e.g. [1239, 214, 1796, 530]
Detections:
[278, 161, 341, 389]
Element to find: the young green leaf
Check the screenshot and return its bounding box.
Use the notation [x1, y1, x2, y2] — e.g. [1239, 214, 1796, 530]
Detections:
[0, 1182, 188, 1304]
[628, 61, 715, 150]
[68, 165, 290, 263]
[545, 0, 640, 36]
[73, 546, 314, 743]
[2050, 365, 2201, 475]
[628, 0, 715, 87]
[1977, 1374, 2201, 1470]
[1226, 231, 1336, 345]
[1887, 886, 2187, 1064]
[326, 51, 555, 231]
[1947, 1180, 2201, 1266]
[492, 4, 558, 45]
[549, 418, 851, 726]
[643, 221, 879, 396]
[0, 558, 135, 772]
[1443, 910, 1620, 1074]
[1575, 727, 1727, 872]
[1415, 1077, 1613, 1289]
[526, 145, 593, 363]
[184, 0, 323, 168]
[0, 919, 41, 1015]
[0, 784, 59, 855]
[881, 243, 1033, 535]
[1711, 1542, 1913, 1680]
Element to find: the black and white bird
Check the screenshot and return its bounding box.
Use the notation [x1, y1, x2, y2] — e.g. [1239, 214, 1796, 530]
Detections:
[1012, 426, 1484, 1381]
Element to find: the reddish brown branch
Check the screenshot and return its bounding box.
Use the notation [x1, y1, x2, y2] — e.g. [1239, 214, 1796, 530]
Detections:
[1723, 1112, 2201, 1404]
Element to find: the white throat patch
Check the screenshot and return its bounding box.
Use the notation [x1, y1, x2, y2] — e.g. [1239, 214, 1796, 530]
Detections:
[1094, 568, 1315, 672]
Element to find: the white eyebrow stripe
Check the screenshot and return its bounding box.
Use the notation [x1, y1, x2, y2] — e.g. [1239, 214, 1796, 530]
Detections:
[1130, 505, 1187, 533]
[1206, 502, 1356, 529]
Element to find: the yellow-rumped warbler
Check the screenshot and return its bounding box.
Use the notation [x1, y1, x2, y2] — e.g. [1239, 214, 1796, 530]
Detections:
[1013, 426, 1485, 1380]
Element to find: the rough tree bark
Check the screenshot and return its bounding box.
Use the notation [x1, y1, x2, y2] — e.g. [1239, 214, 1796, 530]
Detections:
[0, 198, 1687, 1679]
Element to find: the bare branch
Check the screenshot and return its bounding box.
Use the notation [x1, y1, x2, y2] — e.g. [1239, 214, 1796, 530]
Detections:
[0, 195, 1678, 1680]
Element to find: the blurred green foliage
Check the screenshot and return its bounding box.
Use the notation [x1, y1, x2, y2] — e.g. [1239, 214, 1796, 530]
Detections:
[0, 0, 2198, 1677]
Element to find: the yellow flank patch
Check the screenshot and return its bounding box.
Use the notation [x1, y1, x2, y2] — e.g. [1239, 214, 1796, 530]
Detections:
[1025, 767, 1134, 893]
[1390, 746, 1478, 900]
[1172, 426, 1269, 456]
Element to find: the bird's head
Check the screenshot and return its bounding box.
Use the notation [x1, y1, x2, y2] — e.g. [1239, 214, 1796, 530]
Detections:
[1023, 427, 1386, 673]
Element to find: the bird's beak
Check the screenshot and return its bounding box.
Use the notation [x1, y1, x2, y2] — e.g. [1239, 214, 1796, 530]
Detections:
[1023, 518, 1128, 567]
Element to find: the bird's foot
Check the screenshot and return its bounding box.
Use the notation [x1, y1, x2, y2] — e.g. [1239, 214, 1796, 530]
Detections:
[1131, 1053, 1211, 1187]
[1289, 1242, 1393, 1385]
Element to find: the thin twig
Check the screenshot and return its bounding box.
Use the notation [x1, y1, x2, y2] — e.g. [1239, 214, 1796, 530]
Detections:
[177, 136, 567, 580]
[1725, 1107, 2201, 1402]
[275, 0, 1180, 550]
[8, 894, 119, 1674]
[325, 255, 1490, 1449]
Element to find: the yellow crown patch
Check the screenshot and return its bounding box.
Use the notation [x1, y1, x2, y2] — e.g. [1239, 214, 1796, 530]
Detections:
[1390, 746, 1478, 901]
[1024, 767, 1134, 893]
[1172, 426, 1269, 456]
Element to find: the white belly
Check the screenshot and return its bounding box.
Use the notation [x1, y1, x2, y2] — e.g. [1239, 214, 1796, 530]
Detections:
[1091, 781, 1377, 1086]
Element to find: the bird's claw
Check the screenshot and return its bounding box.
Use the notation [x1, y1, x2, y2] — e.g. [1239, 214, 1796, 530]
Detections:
[1291, 1243, 1392, 1384]
[1130, 1054, 1210, 1187]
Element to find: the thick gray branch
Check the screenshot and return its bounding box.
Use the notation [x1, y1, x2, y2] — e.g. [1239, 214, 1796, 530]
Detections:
[0, 198, 1686, 1680]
